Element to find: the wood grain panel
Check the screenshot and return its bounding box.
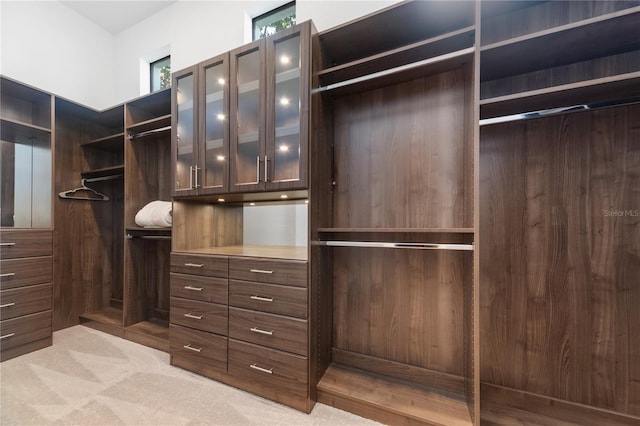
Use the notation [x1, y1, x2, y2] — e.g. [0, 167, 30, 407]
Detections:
[229, 307, 307, 356]
[0, 283, 52, 320]
[0, 229, 52, 259]
[170, 253, 228, 277]
[228, 257, 308, 287]
[170, 297, 227, 335]
[332, 67, 471, 229]
[333, 247, 470, 377]
[480, 104, 640, 416]
[0, 256, 52, 290]
[170, 273, 228, 304]
[228, 339, 308, 410]
[170, 324, 227, 373]
[0, 310, 51, 352]
[229, 279, 307, 319]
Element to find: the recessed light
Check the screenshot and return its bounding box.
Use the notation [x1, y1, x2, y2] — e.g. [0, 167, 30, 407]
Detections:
[216, 113, 225, 120]
[280, 55, 290, 65]
[218, 78, 225, 85]
[280, 97, 290, 106]
[278, 144, 289, 152]
[280, 195, 288, 199]
[217, 198, 225, 202]
[216, 155, 225, 161]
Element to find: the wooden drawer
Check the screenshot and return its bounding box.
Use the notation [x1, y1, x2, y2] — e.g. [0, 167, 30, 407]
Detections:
[0, 283, 51, 320]
[170, 297, 227, 335]
[229, 307, 307, 356]
[229, 280, 307, 319]
[0, 256, 52, 290]
[170, 253, 228, 277]
[171, 273, 227, 304]
[229, 258, 307, 287]
[0, 230, 52, 259]
[170, 324, 227, 373]
[228, 339, 307, 401]
[0, 310, 52, 352]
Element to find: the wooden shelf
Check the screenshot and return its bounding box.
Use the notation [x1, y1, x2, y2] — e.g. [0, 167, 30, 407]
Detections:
[0, 117, 51, 141]
[126, 227, 171, 239]
[318, 227, 474, 234]
[82, 132, 124, 152]
[480, 71, 640, 120]
[81, 165, 125, 180]
[481, 7, 640, 81]
[124, 319, 169, 352]
[177, 245, 307, 261]
[318, 26, 474, 87]
[318, 0, 474, 68]
[127, 114, 171, 137]
[317, 364, 472, 426]
[316, 48, 474, 96]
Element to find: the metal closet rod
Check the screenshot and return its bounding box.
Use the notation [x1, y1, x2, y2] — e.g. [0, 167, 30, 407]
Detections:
[126, 234, 172, 240]
[128, 125, 171, 140]
[314, 240, 474, 251]
[83, 175, 123, 183]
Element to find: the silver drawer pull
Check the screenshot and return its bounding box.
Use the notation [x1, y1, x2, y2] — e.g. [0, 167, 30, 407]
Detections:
[0, 273, 16, 278]
[0, 333, 15, 340]
[250, 295, 274, 302]
[184, 313, 204, 320]
[183, 344, 203, 353]
[0, 242, 16, 247]
[250, 363, 273, 374]
[0, 303, 16, 308]
[250, 327, 273, 336]
[250, 269, 273, 274]
[184, 285, 203, 291]
[185, 263, 203, 268]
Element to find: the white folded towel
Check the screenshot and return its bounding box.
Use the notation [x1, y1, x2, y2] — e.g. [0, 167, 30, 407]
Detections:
[135, 201, 172, 228]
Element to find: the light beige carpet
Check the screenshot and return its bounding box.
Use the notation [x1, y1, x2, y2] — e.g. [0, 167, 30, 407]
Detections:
[0, 326, 380, 425]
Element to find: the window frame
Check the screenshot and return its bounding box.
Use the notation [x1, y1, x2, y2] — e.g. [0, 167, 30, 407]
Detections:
[150, 55, 171, 92]
[252, 1, 296, 41]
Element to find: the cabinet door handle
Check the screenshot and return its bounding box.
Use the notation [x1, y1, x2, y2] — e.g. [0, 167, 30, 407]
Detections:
[183, 344, 203, 353]
[184, 285, 203, 291]
[250, 269, 273, 274]
[194, 166, 200, 188]
[250, 295, 273, 302]
[184, 313, 204, 320]
[250, 363, 273, 374]
[0, 333, 15, 340]
[0, 303, 16, 308]
[0, 242, 16, 247]
[250, 327, 273, 336]
[189, 165, 194, 189]
[264, 155, 269, 182]
[184, 263, 203, 268]
[256, 156, 261, 183]
[0, 273, 16, 278]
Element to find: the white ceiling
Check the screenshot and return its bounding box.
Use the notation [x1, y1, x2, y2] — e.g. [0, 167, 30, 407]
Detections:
[61, 1, 177, 34]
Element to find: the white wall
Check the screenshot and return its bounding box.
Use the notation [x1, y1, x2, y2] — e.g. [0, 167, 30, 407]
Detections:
[1, 0, 399, 109]
[0, 1, 116, 109]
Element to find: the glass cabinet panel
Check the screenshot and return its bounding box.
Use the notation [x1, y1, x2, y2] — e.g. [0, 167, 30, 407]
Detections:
[0, 134, 51, 228]
[174, 71, 196, 192]
[272, 34, 301, 183]
[202, 59, 228, 190]
[234, 47, 262, 187]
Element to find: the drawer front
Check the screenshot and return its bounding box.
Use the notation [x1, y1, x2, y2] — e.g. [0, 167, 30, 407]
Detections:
[0, 283, 51, 320]
[228, 339, 307, 398]
[229, 307, 307, 356]
[0, 230, 52, 259]
[170, 324, 227, 373]
[229, 280, 307, 319]
[170, 253, 228, 277]
[0, 310, 52, 351]
[229, 258, 307, 287]
[171, 273, 227, 304]
[0, 256, 52, 290]
[170, 297, 227, 335]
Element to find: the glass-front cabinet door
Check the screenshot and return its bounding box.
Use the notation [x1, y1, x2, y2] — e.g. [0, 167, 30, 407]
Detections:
[265, 23, 310, 191]
[230, 39, 266, 193]
[198, 53, 229, 195]
[172, 66, 198, 196]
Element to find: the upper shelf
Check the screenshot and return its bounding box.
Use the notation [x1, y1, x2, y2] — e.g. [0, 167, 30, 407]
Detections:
[127, 114, 171, 138]
[126, 88, 171, 128]
[81, 165, 125, 181]
[480, 7, 640, 82]
[318, 0, 475, 68]
[0, 117, 51, 142]
[82, 132, 124, 152]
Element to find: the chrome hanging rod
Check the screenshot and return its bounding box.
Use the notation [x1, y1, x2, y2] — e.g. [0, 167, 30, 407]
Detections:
[314, 240, 474, 251]
[128, 125, 171, 140]
[83, 175, 123, 183]
[126, 234, 172, 240]
[313, 47, 474, 94]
